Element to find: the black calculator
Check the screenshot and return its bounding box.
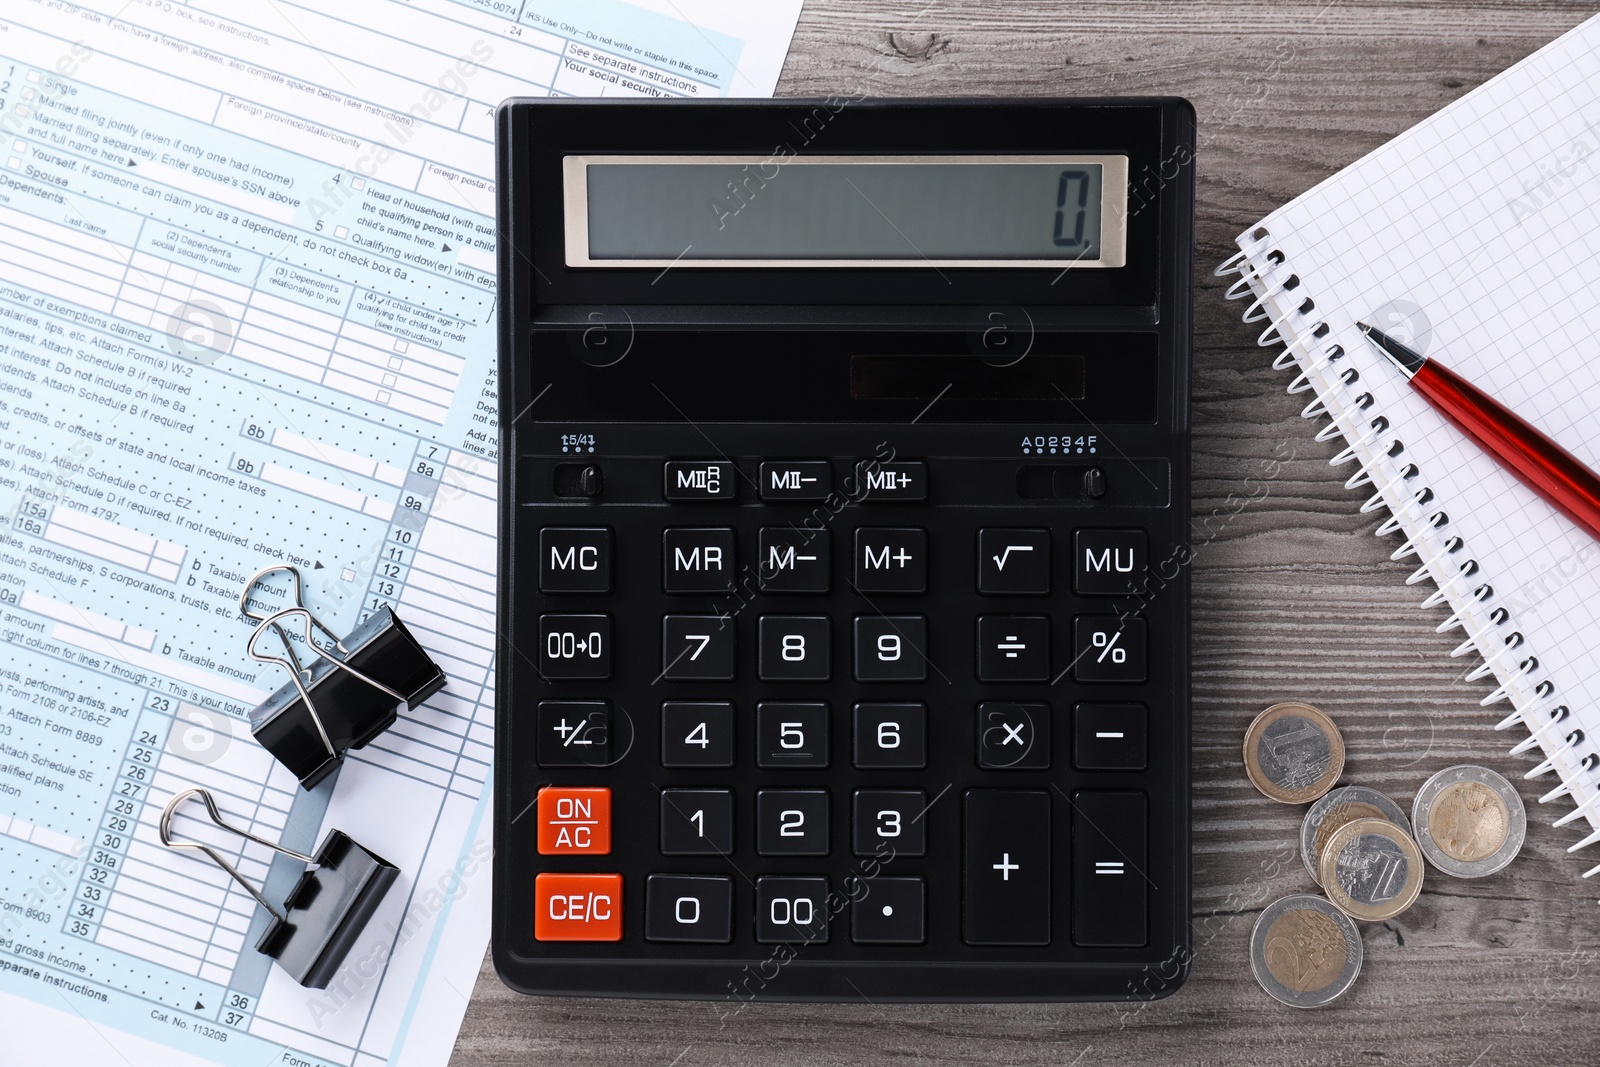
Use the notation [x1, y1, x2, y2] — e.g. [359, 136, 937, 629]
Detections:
[494, 98, 1194, 1001]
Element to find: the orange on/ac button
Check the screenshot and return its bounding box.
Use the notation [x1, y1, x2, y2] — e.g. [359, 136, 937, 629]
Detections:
[535, 873, 622, 941]
[537, 786, 611, 854]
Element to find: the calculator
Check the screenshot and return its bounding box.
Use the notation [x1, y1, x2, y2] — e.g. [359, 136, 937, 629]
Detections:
[494, 98, 1194, 1001]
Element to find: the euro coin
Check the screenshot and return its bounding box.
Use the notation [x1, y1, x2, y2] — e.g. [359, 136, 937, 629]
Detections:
[1300, 786, 1411, 885]
[1411, 765, 1526, 878]
[1250, 894, 1363, 1007]
[1319, 817, 1424, 921]
[1244, 702, 1344, 804]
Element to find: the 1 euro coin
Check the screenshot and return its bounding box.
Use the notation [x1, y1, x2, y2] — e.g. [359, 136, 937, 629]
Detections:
[1300, 785, 1411, 885]
[1319, 817, 1425, 921]
[1244, 702, 1344, 804]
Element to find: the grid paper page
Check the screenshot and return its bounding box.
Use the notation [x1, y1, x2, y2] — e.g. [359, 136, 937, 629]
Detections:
[1239, 13, 1600, 830]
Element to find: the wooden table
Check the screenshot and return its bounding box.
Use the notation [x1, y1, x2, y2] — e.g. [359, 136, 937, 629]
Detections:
[453, 4, 1600, 1062]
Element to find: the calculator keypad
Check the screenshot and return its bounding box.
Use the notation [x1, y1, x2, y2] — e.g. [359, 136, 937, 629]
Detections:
[1072, 529, 1147, 596]
[855, 460, 928, 502]
[537, 786, 612, 855]
[663, 460, 736, 501]
[524, 455, 1167, 967]
[1072, 616, 1148, 683]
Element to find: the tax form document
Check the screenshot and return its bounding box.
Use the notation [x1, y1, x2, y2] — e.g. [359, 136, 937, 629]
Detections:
[0, 2, 802, 1065]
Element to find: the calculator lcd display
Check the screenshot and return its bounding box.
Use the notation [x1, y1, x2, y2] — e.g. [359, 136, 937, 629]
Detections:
[564, 155, 1129, 268]
[850, 355, 1086, 400]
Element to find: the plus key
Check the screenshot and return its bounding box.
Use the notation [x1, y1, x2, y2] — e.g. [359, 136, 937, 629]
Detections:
[963, 790, 1050, 945]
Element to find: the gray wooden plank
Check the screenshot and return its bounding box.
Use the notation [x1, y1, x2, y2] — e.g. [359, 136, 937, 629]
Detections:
[452, 3, 1600, 1062]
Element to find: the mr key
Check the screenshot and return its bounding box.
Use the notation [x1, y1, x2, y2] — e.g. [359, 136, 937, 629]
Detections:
[495, 97, 1194, 1000]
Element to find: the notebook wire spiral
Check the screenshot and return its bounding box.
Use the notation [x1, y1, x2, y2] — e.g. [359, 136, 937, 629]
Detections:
[1217, 229, 1600, 885]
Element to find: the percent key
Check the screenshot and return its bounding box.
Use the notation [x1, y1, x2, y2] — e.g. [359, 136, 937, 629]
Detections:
[1072, 617, 1147, 683]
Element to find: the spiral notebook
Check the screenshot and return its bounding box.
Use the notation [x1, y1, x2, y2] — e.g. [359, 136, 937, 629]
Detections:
[1220, 13, 1600, 882]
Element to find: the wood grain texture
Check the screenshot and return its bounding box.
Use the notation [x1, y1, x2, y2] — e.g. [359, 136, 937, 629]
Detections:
[453, 3, 1600, 1062]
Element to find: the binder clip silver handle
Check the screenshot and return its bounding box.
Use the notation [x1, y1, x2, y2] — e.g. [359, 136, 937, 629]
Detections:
[239, 563, 446, 790]
[159, 787, 316, 922]
[240, 565, 407, 760]
[160, 787, 400, 989]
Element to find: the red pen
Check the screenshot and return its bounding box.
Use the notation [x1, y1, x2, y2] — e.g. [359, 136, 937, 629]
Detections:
[1358, 322, 1600, 544]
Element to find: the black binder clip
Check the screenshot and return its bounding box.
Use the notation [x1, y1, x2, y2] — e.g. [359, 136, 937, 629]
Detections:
[241, 565, 446, 789]
[160, 788, 399, 989]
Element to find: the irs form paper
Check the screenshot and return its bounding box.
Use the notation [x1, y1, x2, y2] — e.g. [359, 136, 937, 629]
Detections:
[0, 2, 802, 1065]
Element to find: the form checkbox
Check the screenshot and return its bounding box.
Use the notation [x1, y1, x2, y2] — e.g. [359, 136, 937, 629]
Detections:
[393, 339, 408, 353]
[21, 88, 34, 101]
[334, 225, 348, 238]
[381, 373, 397, 387]
[12, 140, 24, 152]
[26, 70, 39, 83]
[351, 177, 365, 190]
[387, 356, 403, 369]
[6, 158, 20, 171]
[341, 567, 356, 582]
[376, 390, 392, 404]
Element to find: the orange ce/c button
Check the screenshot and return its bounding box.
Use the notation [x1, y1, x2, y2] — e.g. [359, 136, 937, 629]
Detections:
[537, 786, 611, 854]
[535, 873, 622, 941]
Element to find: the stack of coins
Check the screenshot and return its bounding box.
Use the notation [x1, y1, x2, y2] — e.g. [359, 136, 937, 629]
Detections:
[1242, 702, 1529, 1008]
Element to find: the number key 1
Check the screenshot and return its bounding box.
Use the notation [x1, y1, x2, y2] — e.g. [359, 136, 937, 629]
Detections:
[660, 788, 734, 855]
